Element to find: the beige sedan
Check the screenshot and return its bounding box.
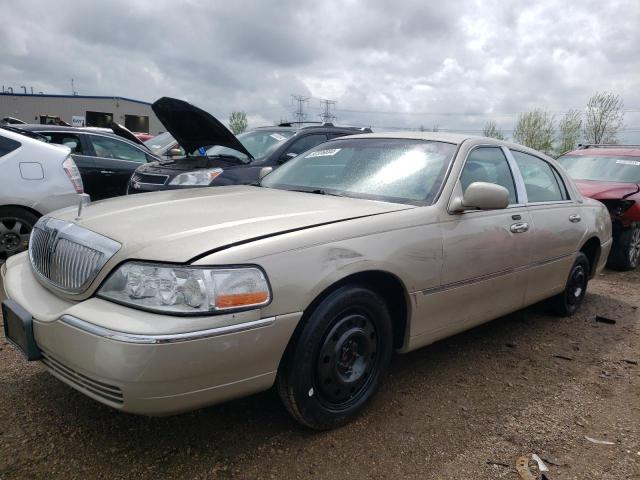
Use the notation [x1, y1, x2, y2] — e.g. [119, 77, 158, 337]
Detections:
[1, 132, 612, 429]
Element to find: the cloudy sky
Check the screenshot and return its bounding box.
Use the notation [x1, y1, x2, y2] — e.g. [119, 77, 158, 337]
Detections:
[2, 0, 639, 141]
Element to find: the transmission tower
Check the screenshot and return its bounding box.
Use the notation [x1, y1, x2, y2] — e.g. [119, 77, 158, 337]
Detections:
[291, 95, 309, 123]
[319, 99, 337, 123]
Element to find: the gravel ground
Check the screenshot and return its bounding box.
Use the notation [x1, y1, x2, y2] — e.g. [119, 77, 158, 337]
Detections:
[0, 268, 638, 479]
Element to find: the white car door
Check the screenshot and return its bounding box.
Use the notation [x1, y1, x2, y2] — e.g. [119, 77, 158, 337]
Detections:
[509, 149, 587, 305]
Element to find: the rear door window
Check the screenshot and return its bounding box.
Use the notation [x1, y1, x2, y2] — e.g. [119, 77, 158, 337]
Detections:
[511, 150, 568, 202]
[40, 132, 84, 154]
[89, 135, 147, 163]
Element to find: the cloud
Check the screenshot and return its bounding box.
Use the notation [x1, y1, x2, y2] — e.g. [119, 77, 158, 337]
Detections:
[1, 0, 638, 140]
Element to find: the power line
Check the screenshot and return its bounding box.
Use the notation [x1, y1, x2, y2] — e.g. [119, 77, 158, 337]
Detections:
[335, 107, 640, 117]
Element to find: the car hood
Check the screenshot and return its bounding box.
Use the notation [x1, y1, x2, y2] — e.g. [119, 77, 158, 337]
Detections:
[573, 179, 640, 200]
[152, 97, 254, 160]
[52, 186, 413, 263]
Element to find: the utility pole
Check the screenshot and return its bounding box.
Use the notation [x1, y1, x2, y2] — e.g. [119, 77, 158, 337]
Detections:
[319, 99, 336, 123]
[291, 95, 309, 123]
[71, 78, 77, 96]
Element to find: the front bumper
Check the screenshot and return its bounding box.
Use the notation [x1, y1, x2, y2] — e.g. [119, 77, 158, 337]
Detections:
[1, 254, 301, 415]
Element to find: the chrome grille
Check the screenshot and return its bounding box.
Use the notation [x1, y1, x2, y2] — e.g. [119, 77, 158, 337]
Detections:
[29, 217, 120, 294]
[41, 351, 124, 405]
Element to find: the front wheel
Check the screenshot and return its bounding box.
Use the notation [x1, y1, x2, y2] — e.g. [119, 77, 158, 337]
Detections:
[607, 224, 640, 271]
[277, 285, 393, 430]
[0, 207, 38, 261]
[550, 252, 589, 316]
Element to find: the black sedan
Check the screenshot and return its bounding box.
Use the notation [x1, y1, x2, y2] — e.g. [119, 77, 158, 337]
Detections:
[14, 124, 159, 200]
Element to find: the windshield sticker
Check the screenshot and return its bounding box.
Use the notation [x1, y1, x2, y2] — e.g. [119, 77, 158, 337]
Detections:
[270, 133, 287, 141]
[616, 159, 640, 166]
[306, 148, 341, 158]
[198, 146, 207, 156]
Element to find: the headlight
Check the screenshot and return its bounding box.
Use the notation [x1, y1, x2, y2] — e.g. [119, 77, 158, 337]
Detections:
[98, 262, 270, 314]
[169, 168, 223, 186]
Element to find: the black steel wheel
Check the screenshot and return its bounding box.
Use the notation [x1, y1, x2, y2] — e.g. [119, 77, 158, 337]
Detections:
[316, 312, 379, 408]
[550, 252, 589, 316]
[277, 285, 393, 430]
[0, 207, 38, 260]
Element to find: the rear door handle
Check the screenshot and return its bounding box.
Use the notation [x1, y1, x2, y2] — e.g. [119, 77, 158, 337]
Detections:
[100, 170, 115, 174]
[510, 222, 529, 233]
[569, 214, 581, 223]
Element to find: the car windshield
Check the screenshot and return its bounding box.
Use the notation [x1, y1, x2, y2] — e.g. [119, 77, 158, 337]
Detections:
[205, 129, 296, 161]
[144, 131, 175, 153]
[557, 154, 640, 183]
[261, 138, 456, 205]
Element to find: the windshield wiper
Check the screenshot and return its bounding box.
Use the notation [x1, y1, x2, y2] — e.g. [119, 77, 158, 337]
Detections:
[288, 188, 345, 197]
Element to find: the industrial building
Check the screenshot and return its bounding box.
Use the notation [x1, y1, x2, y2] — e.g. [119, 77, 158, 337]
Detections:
[0, 92, 163, 134]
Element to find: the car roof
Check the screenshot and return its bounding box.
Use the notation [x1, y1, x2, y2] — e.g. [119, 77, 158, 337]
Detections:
[252, 124, 372, 134]
[564, 145, 640, 157]
[15, 124, 145, 148]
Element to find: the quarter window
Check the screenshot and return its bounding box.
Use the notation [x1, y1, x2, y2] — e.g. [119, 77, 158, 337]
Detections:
[511, 151, 568, 202]
[0, 136, 21, 157]
[459, 147, 517, 204]
[89, 136, 147, 163]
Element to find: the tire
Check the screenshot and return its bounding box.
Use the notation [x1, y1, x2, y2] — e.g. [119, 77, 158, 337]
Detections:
[550, 252, 589, 316]
[0, 207, 39, 261]
[607, 224, 640, 271]
[277, 285, 393, 430]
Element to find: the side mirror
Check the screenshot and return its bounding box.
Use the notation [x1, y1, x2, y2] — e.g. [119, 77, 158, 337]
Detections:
[450, 182, 509, 212]
[168, 147, 182, 157]
[259, 166, 273, 179]
[279, 152, 297, 163]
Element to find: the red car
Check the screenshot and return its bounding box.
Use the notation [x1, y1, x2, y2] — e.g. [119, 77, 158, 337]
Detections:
[557, 145, 640, 270]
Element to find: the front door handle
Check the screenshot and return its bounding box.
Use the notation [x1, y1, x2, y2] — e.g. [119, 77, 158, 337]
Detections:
[510, 222, 529, 233]
[569, 214, 581, 223]
[100, 170, 115, 174]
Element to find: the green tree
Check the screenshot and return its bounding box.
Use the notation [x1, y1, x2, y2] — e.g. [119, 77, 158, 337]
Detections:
[513, 109, 555, 155]
[229, 111, 248, 134]
[583, 91, 624, 144]
[556, 109, 583, 155]
[482, 120, 505, 140]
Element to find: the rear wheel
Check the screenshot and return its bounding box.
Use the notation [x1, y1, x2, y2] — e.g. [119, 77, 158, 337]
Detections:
[607, 224, 640, 271]
[277, 285, 393, 430]
[0, 207, 38, 261]
[550, 252, 589, 316]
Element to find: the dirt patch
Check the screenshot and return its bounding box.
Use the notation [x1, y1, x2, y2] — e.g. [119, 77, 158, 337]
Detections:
[1, 269, 638, 479]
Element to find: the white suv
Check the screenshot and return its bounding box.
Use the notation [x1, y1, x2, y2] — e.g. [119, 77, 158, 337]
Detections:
[0, 127, 89, 260]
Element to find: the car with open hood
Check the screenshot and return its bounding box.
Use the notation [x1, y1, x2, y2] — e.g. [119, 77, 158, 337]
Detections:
[127, 97, 371, 193]
[13, 124, 160, 201]
[1, 132, 611, 429]
[557, 144, 640, 270]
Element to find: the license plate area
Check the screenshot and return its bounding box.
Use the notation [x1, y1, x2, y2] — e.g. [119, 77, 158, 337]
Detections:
[2, 300, 41, 361]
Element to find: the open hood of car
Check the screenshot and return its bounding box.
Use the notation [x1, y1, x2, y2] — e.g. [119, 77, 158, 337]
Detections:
[151, 97, 254, 160]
